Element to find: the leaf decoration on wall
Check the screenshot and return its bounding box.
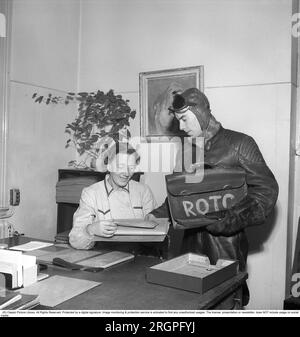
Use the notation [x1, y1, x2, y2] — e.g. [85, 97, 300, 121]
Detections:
[31, 89, 136, 170]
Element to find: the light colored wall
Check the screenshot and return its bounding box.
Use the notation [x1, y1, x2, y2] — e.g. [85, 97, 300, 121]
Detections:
[7, 0, 80, 240]
[78, 0, 292, 309]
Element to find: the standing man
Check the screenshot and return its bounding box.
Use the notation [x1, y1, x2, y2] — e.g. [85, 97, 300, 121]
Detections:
[69, 143, 156, 250]
[148, 88, 279, 308]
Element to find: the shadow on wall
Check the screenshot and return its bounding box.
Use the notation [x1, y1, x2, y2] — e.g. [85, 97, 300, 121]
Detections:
[246, 206, 278, 254]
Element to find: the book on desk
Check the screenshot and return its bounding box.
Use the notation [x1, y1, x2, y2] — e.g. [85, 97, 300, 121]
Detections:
[55, 218, 169, 244]
[22, 244, 135, 270]
[93, 218, 169, 243]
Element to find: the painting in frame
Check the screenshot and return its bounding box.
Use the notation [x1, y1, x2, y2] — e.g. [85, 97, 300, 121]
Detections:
[139, 66, 204, 139]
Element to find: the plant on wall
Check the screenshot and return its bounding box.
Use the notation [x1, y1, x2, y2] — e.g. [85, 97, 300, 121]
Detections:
[32, 89, 136, 170]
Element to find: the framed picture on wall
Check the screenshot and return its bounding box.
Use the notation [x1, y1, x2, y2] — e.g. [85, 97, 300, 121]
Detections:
[139, 66, 204, 138]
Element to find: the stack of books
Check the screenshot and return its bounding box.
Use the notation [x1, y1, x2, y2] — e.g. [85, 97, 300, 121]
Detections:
[56, 177, 99, 204]
[54, 230, 70, 244]
[0, 289, 39, 310]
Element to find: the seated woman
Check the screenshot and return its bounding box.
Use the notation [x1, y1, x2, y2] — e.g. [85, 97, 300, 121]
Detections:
[69, 142, 156, 250]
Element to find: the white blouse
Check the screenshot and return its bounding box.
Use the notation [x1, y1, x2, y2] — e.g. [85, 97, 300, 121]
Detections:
[69, 175, 157, 250]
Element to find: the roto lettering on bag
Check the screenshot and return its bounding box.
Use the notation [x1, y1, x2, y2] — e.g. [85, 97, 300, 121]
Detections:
[182, 193, 235, 217]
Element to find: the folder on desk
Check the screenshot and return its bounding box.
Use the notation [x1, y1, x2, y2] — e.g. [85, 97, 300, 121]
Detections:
[78, 251, 134, 269]
[114, 219, 157, 229]
[94, 218, 169, 242]
[115, 223, 167, 236]
[34, 248, 103, 265]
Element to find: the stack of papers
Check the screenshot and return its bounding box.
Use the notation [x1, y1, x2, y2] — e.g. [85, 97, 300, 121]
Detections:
[10, 241, 53, 252]
[56, 177, 99, 204]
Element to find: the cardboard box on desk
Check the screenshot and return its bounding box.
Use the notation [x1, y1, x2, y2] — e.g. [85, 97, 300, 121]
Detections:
[146, 253, 238, 294]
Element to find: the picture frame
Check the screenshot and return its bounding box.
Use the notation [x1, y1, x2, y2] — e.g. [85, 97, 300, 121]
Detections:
[139, 66, 204, 138]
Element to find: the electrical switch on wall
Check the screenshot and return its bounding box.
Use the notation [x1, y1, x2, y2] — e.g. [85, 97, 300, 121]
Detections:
[10, 189, 20, 206]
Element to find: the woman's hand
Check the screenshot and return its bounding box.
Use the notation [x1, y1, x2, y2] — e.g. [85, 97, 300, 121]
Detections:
[87, 220, 117, 238]
[144, 213, 158, 222]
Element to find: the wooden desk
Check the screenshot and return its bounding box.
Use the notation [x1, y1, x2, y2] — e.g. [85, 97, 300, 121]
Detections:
[0, 236, 247, 310]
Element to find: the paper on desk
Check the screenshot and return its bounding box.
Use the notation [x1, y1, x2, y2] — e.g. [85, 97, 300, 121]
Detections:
[9, 241, 54, 251]
[23, 246, 69, 259]
[94, 219, 169, 242]
[20, 275, 100, 307]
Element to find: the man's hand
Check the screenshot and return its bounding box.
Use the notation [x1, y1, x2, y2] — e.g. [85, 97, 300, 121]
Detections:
[87, 220, 117, 238]
[205, 210, 243, 237]
[205, 196, 266, 236]
[204, 210, 231, 236]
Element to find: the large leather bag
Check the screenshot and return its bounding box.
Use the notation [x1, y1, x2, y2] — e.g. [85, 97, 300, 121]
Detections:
[165, 167, 247, 229]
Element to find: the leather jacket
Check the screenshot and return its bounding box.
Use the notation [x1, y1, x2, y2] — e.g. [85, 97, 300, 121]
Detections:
[151, 125, 279, 305]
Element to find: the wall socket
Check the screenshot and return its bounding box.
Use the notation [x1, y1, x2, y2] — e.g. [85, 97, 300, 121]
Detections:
[10, 189, 20, 206]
